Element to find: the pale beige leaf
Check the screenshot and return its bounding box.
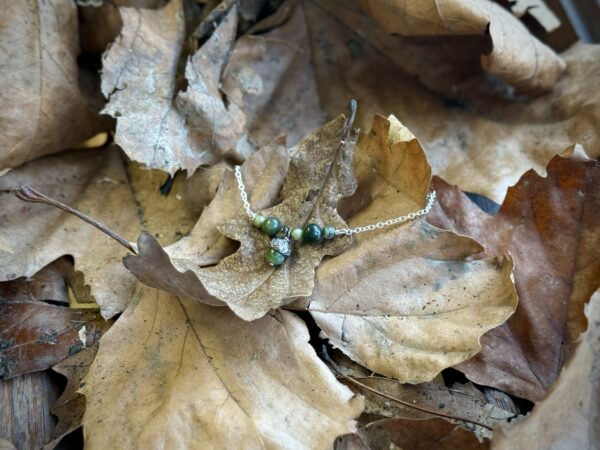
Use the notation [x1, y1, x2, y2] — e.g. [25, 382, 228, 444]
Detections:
[81, 284, 363, 449]
[0, 148, 141, 318]
[102, 1, 250, 174]
[357, 0, 565, 94]
[0, 0, 106, 170]
[308, 115, 518, 383]
[491, 290, 600, 450]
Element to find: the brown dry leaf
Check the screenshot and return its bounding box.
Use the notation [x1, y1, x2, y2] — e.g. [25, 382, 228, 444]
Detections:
[43, 346, 97, 450]
[81, 284, 363, 448]
[0, 0, 106, 171]
[358, 0, 565, 95]
[125, 113, 358, 320]
[102, 1, 251, 174]
[491, 290, 600, 449]
[0, 262, 107, 379]
[307, 115, 517, 384]
[0, 148, 141, 318]
[296, 0, 600, 202]
[428, 147, 600, 402]
[365, 417, 489, 450]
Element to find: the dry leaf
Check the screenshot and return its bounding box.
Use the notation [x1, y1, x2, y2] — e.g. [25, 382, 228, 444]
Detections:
[125, 113, 358, 320]
[491, 290, 600, 449]
[0, 0, 106, 171]
[428, 147, 600, 401]
[307, 115, 518, 384]
[0, 147, 141, 318]
[0, 262, 107, 379]
[43, 346, 97, 450]
[81, 284, 363, 448]
[299, 0, 600, 202]
[357, 0, 565, 95]
[102, 1, 251, 174]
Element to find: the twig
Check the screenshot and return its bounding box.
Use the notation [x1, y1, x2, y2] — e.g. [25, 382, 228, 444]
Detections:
[320, 346, 492, 431]
[13, 184, 137, 254]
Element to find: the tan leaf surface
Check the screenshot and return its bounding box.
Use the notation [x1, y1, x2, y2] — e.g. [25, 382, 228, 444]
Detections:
[290, 0, 600, 202]
[102, 1, 250, 174]
[81, 284, 363, 449]
[0, 261, 107, 379]
[0, 148, 141, 318]
[428, 147, 600, 402]
[308, 115, 517, 383]
[0, 0, 106, 170]
[491, 290, 600, 449]
[125, 113, 358, 320]
[358, 0, 565, 95]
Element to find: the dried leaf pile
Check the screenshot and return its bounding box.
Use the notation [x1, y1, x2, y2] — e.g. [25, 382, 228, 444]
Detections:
[0, 0, 598, 449]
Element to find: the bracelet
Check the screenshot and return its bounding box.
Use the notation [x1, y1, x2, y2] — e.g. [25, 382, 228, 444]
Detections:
[234, 165, 436, 266]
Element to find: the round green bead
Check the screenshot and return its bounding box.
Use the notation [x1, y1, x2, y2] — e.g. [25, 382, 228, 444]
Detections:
[261, 216, 282, 236]
[322, 225, 336, 240]
[252, 214, 266, 228]
[290, 228, 303, 241]
[266, 248, 286, 266]
[303, 223, 322, 243]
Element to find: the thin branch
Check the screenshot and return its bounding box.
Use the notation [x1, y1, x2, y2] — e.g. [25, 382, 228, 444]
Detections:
[320, 346, 492, 431]
[13, 184, 138, 254]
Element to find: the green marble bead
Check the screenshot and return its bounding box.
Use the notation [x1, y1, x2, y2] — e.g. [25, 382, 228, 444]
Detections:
[266, 248, 286, 266]
[261, 216, 282, 236]
[252, 214, 266, 228]
[322, 225, 336, 240]
[290, 228, 303, 241]
[303, 223, 322, 243]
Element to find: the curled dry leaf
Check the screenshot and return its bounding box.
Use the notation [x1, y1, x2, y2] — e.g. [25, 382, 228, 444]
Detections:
[0, 261, 107, 379]
[43, 346, 97, 450]
[491, 290, 600, 450]
[0, 0, 107, 170]
[296, 0, 600, 202]
[358, 0, 565, 95]
[81, 284, 363, 449]
[0, 148, 141, 318]
[125, 113, 358, 320]
[429, 147, 600, 402]
[102, 0, 251, 174]
[307, 115, 518, 384]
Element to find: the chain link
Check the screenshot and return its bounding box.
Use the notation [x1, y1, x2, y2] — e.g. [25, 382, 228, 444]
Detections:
[234, 165, 436, 235]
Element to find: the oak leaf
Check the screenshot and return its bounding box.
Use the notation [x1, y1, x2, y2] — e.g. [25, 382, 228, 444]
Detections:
[81, 284, 363, 448]
[125, 113, 358, 320]
[429, 146, 600, 401]
[306, 115, 518, 384]
[0, 0, 108, 171]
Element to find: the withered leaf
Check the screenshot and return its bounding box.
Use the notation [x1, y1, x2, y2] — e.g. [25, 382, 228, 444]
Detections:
[0, 148, 141, 318]
[43, 346, 97, 450]
[298, 0, 600, 202]
[81, 284, 363, 448]
[358, 0, 565, 95]
[0, 0, 107, 171]
[102, 1, 250, 174]
[0, 262, 107, 379]
[429, 147, 600, 402]
[125, 113, 358, 320]
[491, 290, 600, 449]
[307, 115, 517, 384]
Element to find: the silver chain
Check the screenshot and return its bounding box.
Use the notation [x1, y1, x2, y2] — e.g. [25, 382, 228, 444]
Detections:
[234, 165, 436, 235]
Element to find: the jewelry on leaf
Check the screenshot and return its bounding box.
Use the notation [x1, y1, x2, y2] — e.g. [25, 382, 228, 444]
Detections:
[234, 165, 437, 267]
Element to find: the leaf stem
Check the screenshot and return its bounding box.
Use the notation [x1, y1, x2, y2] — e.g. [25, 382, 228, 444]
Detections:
[320, 346, 492, 431]
[13, 184, 137, 255]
